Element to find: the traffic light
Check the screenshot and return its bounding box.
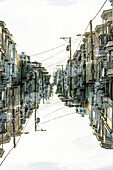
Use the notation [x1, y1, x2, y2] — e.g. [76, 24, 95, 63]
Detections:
[65, 91, 68, 94]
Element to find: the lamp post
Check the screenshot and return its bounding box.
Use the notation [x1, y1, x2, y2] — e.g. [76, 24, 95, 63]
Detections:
[56, 64, 64, 95]
[60, 37, 72, 97]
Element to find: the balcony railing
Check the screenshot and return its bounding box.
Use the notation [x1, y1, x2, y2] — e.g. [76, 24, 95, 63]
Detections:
[99, 49, 106, 56]
[0, 100, 5, 109]
[106, 63, 113, 77]
[0, 61, 4, 72]
[102, 97, 113, 107]
[82, 74, 86, 85]
[106, 41, 113, 48]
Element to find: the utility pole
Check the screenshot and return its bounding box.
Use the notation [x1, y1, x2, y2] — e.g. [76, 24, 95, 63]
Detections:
[90, 20, 94, 126]
[35, 72, 37, 131]
[61, 65, 64, 95]
[60, 37, 72, 97]
[12, 76, 16, 148]
[20, 61, 23, 125]
[56, 64, 64, 95]
[42, 71, 44, 104]
[62, 64, 64, 95]
[69, 37, 72, 97]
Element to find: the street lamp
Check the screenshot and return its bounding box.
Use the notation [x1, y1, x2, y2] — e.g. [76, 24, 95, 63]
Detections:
[60, 37, 72, 97]
[56, 64, 64, 95]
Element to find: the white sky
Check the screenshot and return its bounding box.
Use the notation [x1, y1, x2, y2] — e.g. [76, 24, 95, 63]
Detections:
[0, 0, 111, 74]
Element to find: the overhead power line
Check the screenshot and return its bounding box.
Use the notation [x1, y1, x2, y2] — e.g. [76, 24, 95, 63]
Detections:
[75, 0, 108, 51]
[73, 37, 82, 44]
[92, 0, 108, 21]
[47, 58, 68, 70]
[42, 106, 65, 119]
[31, 37, 81, 58]
[0, 147, 14, 166]
[40, 50, 64, 62]
[45, 55, 67, 68]
[31, 44, 65, 56]
[56, 57, 67, 65]
[40, 111, 75, 125]
[31, 0, 107, 59]
[46, 64, 55, 68]
[0, 113, 32, 166]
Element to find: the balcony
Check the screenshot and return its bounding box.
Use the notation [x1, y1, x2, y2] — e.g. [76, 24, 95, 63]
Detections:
[77, 69, 82, 77]
[0, 61, 4, 72]
[75, 64, 78, 68]
[81, 73, 86, 85]
[106, 59, 113, 77]
[102, 97, 112, 107]
[106, 53, 113, 77]
[110, 25, 113, 34]
[100, 136, 112, 149]
[106, 40, 113, 49]
[0, 100, 5, 108]
[98, 49, 106, 57]
[79, 84, 85, 90]
[86, 61, 96, 84]
[75, 82, 80, 89]
[0, 100, 7, 112]
[0, 113, 7, 134]
[107, 68, 113, 77]
[102, 97, 113, 131]
[99, 68, 107, 82]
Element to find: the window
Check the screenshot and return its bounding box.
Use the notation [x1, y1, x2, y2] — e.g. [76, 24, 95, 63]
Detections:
[99, 38, 101, 47]
[104, 36, 106, 45]
[111, 51, 113, 67]
[12, 64, 14, 73]
[99, 35, 106, 47]
[107, 53, 110, 68]
[103, 60, 107, 68]
[106, 25, 109, 35]
[0, 92, 2, 100]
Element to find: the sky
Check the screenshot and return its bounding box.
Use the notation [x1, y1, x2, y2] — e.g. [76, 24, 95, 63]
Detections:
[0, 0, 111, 74]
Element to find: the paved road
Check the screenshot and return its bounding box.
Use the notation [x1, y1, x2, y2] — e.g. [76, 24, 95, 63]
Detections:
[1, 88, 113, 170]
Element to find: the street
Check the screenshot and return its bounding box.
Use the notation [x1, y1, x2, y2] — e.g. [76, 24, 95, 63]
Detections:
[1, 87, 113, 170]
